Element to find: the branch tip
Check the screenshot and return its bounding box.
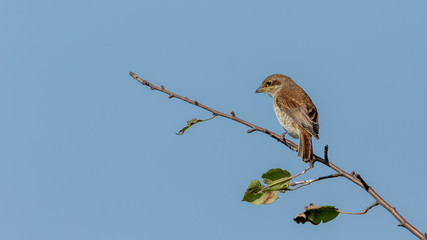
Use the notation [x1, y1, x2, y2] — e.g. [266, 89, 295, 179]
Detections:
[324, 145, 329, 161]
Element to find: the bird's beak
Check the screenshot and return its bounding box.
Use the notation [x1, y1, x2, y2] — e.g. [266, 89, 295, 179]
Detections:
[255, 86, 265, 93]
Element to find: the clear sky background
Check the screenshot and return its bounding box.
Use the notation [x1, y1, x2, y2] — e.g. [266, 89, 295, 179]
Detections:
[1, 1, 426, 239]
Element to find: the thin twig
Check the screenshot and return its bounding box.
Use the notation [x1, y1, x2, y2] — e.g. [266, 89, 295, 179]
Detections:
[338, 202, 379, 215]
[266, 165, 313, 189]
[289, 173, 342, 191]
[129, 72, 426, 240]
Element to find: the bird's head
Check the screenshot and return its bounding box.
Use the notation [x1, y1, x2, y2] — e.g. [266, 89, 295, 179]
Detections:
[255, 74, 290, 97]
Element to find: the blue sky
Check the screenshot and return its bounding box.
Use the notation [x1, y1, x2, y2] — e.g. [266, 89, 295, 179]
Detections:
[1, 1, 426, 239]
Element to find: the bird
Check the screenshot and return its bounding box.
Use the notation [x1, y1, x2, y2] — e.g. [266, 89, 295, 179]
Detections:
[255, 74, 319, 162]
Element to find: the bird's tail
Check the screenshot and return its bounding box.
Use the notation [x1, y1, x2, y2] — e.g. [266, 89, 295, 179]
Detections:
[298, 128, 314, 162]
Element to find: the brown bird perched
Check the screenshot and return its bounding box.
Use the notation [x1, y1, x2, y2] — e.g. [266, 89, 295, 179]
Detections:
[256, 74, 319, 162]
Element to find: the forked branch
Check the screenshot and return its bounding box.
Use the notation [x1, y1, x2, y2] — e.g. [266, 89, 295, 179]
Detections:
[129, 72, 426, 240]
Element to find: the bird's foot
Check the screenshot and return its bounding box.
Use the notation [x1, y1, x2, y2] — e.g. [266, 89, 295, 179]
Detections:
[281, 131, 288, 141]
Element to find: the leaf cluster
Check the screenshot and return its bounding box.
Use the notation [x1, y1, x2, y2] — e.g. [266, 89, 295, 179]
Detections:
[242, 168, 340, 225]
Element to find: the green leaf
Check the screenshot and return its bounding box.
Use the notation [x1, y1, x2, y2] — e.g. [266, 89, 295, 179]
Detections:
[293, 204, 340, 225]
[176, 118, 202, 135]
[246, 180, 263, 193]
[261, 168, 291, 191]
[242, 168, 293, 205]
[242, 180, 279, 205]
[176, 115, 216, 135]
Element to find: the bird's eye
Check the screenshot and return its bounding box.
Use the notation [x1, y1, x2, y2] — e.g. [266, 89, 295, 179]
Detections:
[266, 81, 272, 86]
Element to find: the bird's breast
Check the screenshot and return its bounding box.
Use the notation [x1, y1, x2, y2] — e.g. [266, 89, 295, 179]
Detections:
[273, 103, 300, 139]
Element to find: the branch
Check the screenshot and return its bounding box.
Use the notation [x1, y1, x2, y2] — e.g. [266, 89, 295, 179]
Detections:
[129, 72, 426, 240]
[128, 71, 299, 152]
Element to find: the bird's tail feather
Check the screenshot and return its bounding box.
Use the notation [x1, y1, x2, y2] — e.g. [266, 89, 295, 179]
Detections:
[298, 128, 314, 162]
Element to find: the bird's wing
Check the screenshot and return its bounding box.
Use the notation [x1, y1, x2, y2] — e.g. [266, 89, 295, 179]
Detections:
[275, 94, 319, 139]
